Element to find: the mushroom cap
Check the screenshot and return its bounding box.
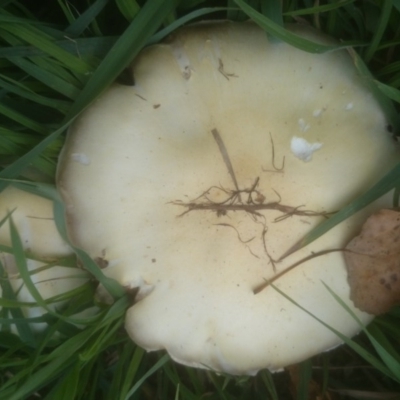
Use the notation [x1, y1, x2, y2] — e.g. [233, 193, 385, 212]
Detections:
[0, 186, 88, 331]
[57, 21, 399, 374]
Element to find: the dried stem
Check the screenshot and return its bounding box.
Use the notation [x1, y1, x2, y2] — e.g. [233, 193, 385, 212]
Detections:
[172, 178, 333, 221]
[262, 132, 285, 173]
[253, 248, 344, 294]
[211, 128, 240, 196]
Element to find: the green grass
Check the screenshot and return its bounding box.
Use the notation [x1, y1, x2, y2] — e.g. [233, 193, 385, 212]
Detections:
[0, 0, 400, 399]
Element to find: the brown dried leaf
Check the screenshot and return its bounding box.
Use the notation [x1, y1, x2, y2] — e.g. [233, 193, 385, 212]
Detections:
[344, 209, 400, 315]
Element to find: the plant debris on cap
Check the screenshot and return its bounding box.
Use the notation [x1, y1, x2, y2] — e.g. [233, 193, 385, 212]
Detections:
[345, 209, 400, 316]
[57, 21, 400, 374]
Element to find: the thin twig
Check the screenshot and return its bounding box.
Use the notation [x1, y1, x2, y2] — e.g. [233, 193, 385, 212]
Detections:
[211, 128, 241, 200]
[262, 132, 285, 173]
[253, 248, 344, 294]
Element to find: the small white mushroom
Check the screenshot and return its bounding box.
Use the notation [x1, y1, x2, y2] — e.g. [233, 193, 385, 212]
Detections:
[57, 21, 399, 374]
[0, 186, 89, 332]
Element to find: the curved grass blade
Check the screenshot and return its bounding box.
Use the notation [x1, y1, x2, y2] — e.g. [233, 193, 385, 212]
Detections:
[31, 55, 85, 87]
[64, 0, 178, 121]
[0, 298, 39, 308]
[261, 0, 283, 27]
[161, 362, 199, 399]
[0, 102, 48, 134]
[7, 57, 81, 98]
[374, 80, 400, 103]
[8, 217, 48, 310]
[297, 360, 313, 400]
[347, 47, 400, 133]
[0, 260, 36, 346]
[6, 216, 90, 325]
[0, 125, 69, 192]
[0, 76, 70, 112]
[1, 23, 92, 74]
[116, 0, 140, 22]
[0, 129, 38, 156]
[283, 0, 355, 17]
[53, 200, 126, 299]
[65, 0, 109, 37]
[0, 37, 116, 58]
[1, 296, 128, 400]
[233, 0, 350, 53]
[363, 0, 393, 63]
[44, 362, 80, 400]
[3, 334, 87, 400]
[0, 14, 44, 25]
[368, 324, 400, 365]
[147, 7, 228, 45]
[0, 0, 188, 191]
[112, 345, 144, 400]
[270, 284, 397, 381]
[260, 370, 278, 400]
[124, 354, 170, 400]
[281, 162, 400, 259]
[322, 283, 400, 382]
[5, 179, 126, 299]
[78, 309, 126, 362]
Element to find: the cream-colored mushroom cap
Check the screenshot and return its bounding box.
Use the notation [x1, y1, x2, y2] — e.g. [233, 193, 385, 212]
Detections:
[57, 21, 399, 374]
[0, 186, 88, 331]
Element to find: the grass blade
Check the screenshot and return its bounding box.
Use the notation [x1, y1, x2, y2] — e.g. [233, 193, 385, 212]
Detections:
[8, 217, 47, 310]
[0, 125, 68, 192]
[116, 0, 140, 22]
[3, 180, 126, 299]
[322, 283, 400, 382]
[270, 284, 396, 381]
[1, 23, 92, 74]
[234, 0, 348, 53]
[374, 80, 400, 103]
[0, 260, 36, 346]
[348, 47, 400, 132]
[64, 0, 178, 121]
[7, 56, 81, 98]
[281, 162, 400, 259]
[283, 0, 355, 17]
[363, 0, 393, 62]
[124, 354, 170, 400]
[118, 346, 145, 400]
[147, 7, 228, 45]
[261, 0, 283, 27]
[0, 102, 48, 134]
[65, 0, 109, 37]
[0, 76, 70, 112]
[260, 370, 278, 400]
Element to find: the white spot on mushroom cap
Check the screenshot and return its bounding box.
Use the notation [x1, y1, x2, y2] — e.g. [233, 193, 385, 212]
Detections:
[298, 118, 310, 132]
[345, 102, 354, 110]
[71, 153, 90, 165]
[171, 45, 192, 79]
[290, 136, 323, 162]
[313, 109, 323, 117]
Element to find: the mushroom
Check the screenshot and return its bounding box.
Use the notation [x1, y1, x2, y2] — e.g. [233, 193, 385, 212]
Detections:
[0, 186, 89, 332]
[57, 21, 399, 374]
